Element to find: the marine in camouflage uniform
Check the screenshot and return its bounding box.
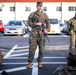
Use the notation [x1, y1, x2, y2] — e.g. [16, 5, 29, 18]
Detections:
[68, 13, 76, 50]
[26, 1, 50, 68]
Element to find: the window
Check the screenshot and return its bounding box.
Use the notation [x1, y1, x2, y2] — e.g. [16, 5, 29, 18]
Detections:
[0, 7, 2, 11]
[25, 7, 31, 11]
[68, 6, 76, 11]
[43, 7, 47, 11]
[8, 21, 22, 26]
[69, 7, 71, 11]
[56, 7, 61, 11]
[10, 7, 15, 11]
[50, 19, 58, 24]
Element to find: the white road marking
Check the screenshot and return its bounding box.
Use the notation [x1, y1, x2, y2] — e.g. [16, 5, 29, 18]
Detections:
[45, 45, 69, 50]
[0, 66, 27, 73]
[3, 45, 18, 59]
[34, 46, 39, 58]
[23, 33, 69, 38]
[43, 57, 66, 59]
[4, 57, 28, 59]
[61, 33, 69, 37]
[2, 62, 67, 65]
[32, 46, 39, 75]
[16, 46, 29, 49]
[13, 49, 28, 52]
[8, 53, 28, 57]
[47, 34, 69, 37]
[16, 45, 69, 50]
[23, 34, 29, 37]
[4, 56, 66, 59]
[2, 45, 67, 73]
[42, 62, 67, 64]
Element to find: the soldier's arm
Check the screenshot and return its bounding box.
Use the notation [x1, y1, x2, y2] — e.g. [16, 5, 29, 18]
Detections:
[28, 12, 36, 28]
[44, 13, 50, 32]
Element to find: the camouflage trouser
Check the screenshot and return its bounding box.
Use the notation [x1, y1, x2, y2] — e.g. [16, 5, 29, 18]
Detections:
[70, 30, 76, 50]
[28, 30, 45, 62]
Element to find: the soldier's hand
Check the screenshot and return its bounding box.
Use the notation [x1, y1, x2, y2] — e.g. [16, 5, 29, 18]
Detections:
[44, 29, 48, 34]
[35, 22, 42, 26]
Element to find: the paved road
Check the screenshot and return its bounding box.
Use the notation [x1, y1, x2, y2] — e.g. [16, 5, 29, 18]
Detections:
[0, 33, 70, 49]
[0, 33, 70, 75]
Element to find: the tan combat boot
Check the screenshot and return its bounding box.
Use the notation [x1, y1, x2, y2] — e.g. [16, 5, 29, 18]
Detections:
[26, 62, 32, 69]
[38, 62, 42, 68]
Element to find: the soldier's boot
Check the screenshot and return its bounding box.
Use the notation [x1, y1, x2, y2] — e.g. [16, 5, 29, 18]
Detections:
[26, 62, 32, 69]
[38, 62, 42, 68]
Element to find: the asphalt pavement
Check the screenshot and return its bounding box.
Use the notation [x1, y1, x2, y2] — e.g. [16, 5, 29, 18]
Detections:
[0, 33, 70, 75]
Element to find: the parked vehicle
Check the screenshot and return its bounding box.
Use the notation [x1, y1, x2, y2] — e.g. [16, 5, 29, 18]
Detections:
[60, 23, 64, 32]
[63, 21, 69, 34]
[4, 20, 26, 36]
[25, 23, 32, 33]
[0, 22, 5, 33]
[47, 19, 61, 34]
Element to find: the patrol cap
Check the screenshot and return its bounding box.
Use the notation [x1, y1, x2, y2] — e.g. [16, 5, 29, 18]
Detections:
[37, 1, 43, 6]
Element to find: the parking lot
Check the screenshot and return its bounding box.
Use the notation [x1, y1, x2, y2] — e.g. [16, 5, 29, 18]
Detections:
[0, 33, 70, 75]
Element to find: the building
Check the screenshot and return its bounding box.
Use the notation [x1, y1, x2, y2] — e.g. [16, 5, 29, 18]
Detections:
[0, 0, 76, 24]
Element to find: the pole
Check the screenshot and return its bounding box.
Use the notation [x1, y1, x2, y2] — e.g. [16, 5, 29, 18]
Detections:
[14, 2, 16, 20]
[61, 2, 62, 23]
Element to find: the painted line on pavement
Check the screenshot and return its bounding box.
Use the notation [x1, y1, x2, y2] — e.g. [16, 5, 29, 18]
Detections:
[16, 46, 29, 49]
[4, 56, 66, 59]
[0, 66, 27, 73]
[3, 45, 18, 59]
[2, 62, 67, 65]
[4, 57, 28, 59]
[0, 62, 67, 73]
[32, 46, 39, 75]
[23, 33, 69, 38]
[13, 49, 28, 52]
[43, 57, 66, 59]
[9, 53, 28, 57]
[61, 33, 69, 37]
[45, 45, 69, 50]
[16, 45, 69, 50]
[23, 34, 29, 37]
[47, 34, 69, 37]
[1, 45, 67, 73]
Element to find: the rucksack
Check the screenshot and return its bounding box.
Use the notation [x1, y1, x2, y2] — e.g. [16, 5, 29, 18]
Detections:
[52, 66, 76, 75]
[67, 50, 76, 66]
[0, 51, 3, 65]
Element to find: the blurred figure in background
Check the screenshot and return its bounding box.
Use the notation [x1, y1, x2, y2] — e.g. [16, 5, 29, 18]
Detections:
[68, 12, 76, 50]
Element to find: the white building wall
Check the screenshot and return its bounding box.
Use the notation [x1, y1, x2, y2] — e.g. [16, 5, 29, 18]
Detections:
[0, 2, 76, 24]
[43, 2, 61, 20]
[62, 2, 76, 23]
[15, 2, 36, 20]
[0, 3, 15, 24]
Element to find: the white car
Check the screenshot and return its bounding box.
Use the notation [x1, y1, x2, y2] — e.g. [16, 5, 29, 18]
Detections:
[47, 19, 61, 34]
[4, 20, 26, 36]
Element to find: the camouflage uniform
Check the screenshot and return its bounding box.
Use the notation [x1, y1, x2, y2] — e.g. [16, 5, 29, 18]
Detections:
[27, 11, 50, 62]
[68, 17, 76, 50]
